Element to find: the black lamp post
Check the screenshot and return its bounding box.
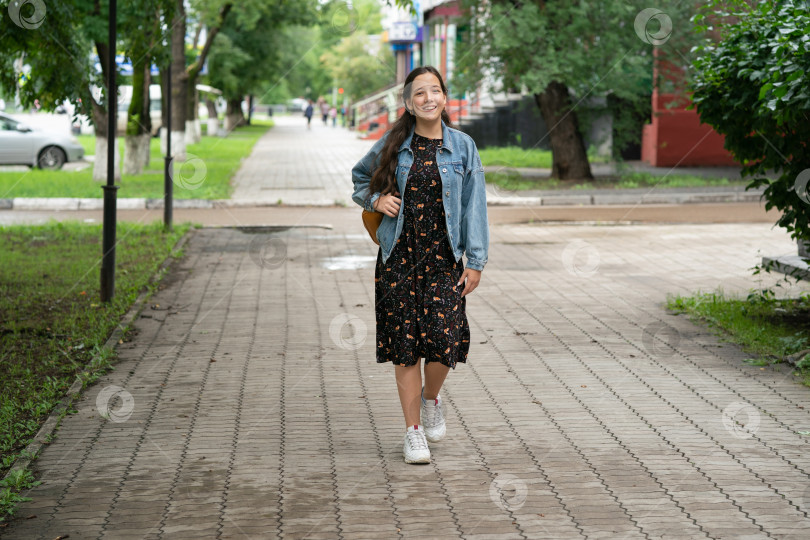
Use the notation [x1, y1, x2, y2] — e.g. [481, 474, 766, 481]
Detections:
[100, 0, 118, 302]
[164, 53, 172, 230]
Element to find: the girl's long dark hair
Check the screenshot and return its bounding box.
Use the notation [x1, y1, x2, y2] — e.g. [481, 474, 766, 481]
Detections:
[367, 66, 453, 201]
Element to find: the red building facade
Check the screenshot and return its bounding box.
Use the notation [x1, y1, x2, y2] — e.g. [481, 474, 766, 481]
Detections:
[641, 49, 737, 167]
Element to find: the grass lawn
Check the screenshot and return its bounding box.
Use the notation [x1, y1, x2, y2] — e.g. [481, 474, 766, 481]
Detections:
[478, 145, 611, 169]
[486, 169, 748, 192]
[479, 146, 748, 191]
[667, 289, 810, 386]
[0, 220, 191, 521]
[0, 120, 271, 200]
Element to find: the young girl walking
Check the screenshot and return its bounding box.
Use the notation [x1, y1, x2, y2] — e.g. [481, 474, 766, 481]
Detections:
[351, 66, 489, 464]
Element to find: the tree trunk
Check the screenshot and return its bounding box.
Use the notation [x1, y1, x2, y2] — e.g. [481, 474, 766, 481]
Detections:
[124, 59, 151, 174]
[171, 0, 187, 159]
[90, 95, 120, 182]
[157, 67, 180, 157]
[159, 66, 168, 131]
[185, 80, 200, 144]
[225, 98, 246, 131]
[124, 134, 151, 174]
[534, 81, 593, 180]
[184, 3, 232, 144]
[205, 98, 219, 135]
[91, 37, 120, 182]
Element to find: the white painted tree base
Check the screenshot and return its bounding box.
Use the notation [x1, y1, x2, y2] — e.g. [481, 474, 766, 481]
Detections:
[206, 118, 219, 136]
[224, 114, 243, 132]
[185, 120, 201, 144]
[160, 129, 186, 160]
[93, 136, 121, 182]
[123, 134, 151, 175]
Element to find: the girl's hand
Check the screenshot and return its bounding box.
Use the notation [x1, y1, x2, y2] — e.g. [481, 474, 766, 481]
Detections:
[373, 192, 401, 217]
[458, 268, 481, 297]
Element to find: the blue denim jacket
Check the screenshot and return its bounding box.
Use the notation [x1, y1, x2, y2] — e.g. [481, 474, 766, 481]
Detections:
[351, 120, 489, 271]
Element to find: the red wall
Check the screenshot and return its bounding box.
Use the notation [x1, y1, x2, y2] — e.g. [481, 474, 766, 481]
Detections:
[641, 92, 738, 167]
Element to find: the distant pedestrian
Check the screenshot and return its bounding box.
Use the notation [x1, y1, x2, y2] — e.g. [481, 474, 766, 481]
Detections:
[329, 106, 337, 127]
[304, 99, 314, 129]
[320, 100, 329, 125]
[351, 66, 489, 464]
[340, 106, 346, 127]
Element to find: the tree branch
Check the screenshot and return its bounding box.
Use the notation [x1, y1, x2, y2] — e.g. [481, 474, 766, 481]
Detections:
[192, 22, 202, 51]
[187, 3, 233, 80]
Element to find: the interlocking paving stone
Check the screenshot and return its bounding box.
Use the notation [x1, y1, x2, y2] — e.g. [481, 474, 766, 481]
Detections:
[4, 223, 810, 538]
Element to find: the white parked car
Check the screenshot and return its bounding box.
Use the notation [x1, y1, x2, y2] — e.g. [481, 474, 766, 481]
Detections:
[0, 112, 85, 169]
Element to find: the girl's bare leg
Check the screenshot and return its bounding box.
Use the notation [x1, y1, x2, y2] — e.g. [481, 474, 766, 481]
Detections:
[423, 361, 450, 400]
[395, 360, 423, 427]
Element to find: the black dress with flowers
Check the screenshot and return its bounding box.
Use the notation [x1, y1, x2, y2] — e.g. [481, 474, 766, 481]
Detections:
[374, 133, 470, 369]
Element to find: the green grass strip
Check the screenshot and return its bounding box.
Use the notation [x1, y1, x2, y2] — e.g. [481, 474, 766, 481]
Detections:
[486, 170, 746, 192]
[667, 289, 810, 385]
[0, 220, 191, 508]
[478, 145, 611, 169]
[0, 121, 271, 200]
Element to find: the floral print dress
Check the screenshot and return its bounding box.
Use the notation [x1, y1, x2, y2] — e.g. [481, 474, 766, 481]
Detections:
[374, 133, 471, 369]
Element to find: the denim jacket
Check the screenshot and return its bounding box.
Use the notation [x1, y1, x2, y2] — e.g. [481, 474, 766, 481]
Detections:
[351, 120, 489, 271]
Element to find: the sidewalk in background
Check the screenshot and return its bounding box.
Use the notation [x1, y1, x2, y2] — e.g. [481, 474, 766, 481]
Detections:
[1, 114, 765, 210]
[0, 203, 780, 228]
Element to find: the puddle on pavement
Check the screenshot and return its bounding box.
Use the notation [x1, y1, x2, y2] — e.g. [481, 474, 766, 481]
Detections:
[322, 254, 376, 270]
[308, 234, 368, 240]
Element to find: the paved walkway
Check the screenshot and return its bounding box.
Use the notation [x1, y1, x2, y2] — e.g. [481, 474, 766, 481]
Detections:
[226, 114, 761, 208]
[230, 115, 372, 206]
[4, 219, 810, 539]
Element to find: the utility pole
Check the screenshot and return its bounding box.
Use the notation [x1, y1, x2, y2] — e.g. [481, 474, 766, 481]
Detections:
[100, 0, 118, 302]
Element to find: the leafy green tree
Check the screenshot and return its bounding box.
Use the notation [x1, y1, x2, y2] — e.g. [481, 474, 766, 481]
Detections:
[270, 24, 331, 103]
[320, 31, 395, 103]
[207, 0, 316, 128]
[451, 0, 692, 179]
[0, 0, 178, 181]
[225, 0, 383, 110]
[121, 0, 173, 174]
[0, 2, 92, 113]
[690, 0, 810, 248]
[169, 0, 234, 151]
[0, 0, 168, 181]
[319, 0, 384, 49]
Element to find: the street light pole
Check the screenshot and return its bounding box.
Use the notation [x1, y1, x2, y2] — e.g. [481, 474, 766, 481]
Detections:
[163, 54, 173, 230]
[100, 0, 119, 302]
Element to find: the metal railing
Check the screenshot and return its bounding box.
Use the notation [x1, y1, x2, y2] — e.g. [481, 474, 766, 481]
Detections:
[351, 82, 404, 131]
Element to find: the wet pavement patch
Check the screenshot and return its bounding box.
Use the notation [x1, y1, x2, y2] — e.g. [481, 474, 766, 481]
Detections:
[321, 254, 376, 270]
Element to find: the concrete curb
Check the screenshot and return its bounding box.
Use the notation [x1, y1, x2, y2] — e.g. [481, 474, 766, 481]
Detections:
[488, 188, 764, 206]
[761, 254, 810, 281]
[760, 254, 810, 367]
[1, 188, 767, 211]
[1, 228, 196, 484]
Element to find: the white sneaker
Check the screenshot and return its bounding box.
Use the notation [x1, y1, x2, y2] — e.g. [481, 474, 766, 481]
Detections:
[421, 389, 446, 443]
[403, 425, 431, 464]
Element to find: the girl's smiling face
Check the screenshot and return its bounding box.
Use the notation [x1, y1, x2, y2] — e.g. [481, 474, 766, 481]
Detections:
[406, 73, 446, 122]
